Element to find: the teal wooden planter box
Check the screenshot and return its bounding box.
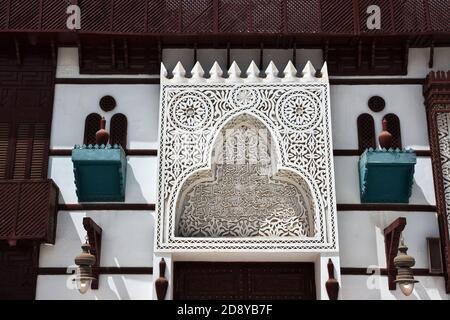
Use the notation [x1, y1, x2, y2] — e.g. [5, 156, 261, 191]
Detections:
[72, 145, 127, 202]
[359, 149, 416, 203]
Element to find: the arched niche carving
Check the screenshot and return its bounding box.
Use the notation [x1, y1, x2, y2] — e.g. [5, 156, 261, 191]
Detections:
[175, 114, 316, 238]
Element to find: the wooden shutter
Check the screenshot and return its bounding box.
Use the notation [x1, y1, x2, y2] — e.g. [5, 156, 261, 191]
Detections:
[11, 123, 49, 180]
[383, 113, 402, 149]
[110, 113, 128, 148]
[0, 123, 10, 179]
[30, 123, 49, 179]
[13, 124, 32, 180]
[357, 113, 376, 152]
[84, 113, 101, 145]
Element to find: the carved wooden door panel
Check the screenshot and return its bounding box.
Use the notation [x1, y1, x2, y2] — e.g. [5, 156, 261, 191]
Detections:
[0, 242, 39, 300]
[173, 262, 316, 300]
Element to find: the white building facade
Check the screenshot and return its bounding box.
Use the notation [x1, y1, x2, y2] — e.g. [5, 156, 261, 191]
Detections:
[0, 0, 449, 301]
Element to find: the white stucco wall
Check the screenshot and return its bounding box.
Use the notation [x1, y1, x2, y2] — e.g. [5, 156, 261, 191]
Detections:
[51, 84, 160, 150]
[34, 46, 450, 300]
[338, 211, 439, 268]
[39, 211, 154, 268]
[36, 275, 153, 300]
[330, 85, 429, 151]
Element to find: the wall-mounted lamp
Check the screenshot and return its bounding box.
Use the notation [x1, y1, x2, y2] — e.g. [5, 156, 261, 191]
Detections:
[73, 217, 102, 294]
[384, 217, 419, 296]
[74, 241, 96, 294]
[394, 238, 418, 296]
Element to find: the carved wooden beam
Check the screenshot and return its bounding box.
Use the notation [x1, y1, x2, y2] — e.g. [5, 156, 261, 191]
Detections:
[83, 217, 102, 290]
[404, 39, 410, 71]
[50, 40, 57, 67]
[14, 37, 21, 65]
[259, 42, 264, 71]
[193, 43, 198, 65]
[384, 217, 407, 290]
[429, 42, 435, 69]
[293, 42, 297, 67]
[323, 40, 329, 64]
[226, 42, 231, 70]
[123, 39, 129, 69]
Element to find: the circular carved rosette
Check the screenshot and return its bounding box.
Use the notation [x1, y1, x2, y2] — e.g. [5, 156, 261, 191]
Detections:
[169, 91, 212, 131]
[99, 95, 117, 112]
[276, 89, 322, 131]
[231, 86, 262, 109]
[368, 96, 386, 112]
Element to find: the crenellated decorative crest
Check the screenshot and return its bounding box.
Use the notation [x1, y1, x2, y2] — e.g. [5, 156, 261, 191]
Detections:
[161, 60, 328, 84]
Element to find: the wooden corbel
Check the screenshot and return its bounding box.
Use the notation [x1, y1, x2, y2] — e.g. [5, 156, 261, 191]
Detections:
[14, 37, 21, 65]
[83, 217, 102, 289]
[259, 42, 264, 71]
[429, 41, 435, 69]
[384, 217, 407, 290]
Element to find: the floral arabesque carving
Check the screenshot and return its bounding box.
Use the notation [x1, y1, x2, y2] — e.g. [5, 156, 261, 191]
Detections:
[156, 61, 337, 251]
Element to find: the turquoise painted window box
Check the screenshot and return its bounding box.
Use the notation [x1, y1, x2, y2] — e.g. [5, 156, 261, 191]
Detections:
[72, 144, 127, 202]
[359, 149, 416, 203]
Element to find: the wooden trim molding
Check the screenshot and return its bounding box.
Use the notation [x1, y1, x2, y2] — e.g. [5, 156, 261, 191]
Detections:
[49, 149, 158, 156]
[55, 78, 160, 85]
[333, 149, 431, 157]
[423, 70, 450, 293]
[384, 218, 407, 290]
[337, 204, 436, 212]
[329, 78, 425, 85]
[58, 204, 155, 211]
[340, 267, 444, 277]
[51, 148, 429, 158]
[38, 267, 153, 275]
[59, 203, 434, 212]
[55, 78, 425, 86]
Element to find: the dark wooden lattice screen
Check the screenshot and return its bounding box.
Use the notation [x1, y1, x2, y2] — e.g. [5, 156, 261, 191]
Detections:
[383, 113, 402, 149]
[83, 113, 101, 145]
[11, 123, 49, 180]
[110, 113, 128, 148]
[0, 242, 39, 300]
[357, 113, 376, 152]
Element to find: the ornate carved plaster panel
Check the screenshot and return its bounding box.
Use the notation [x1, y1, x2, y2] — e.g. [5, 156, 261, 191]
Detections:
[156, 60, 338, 252]
[436, 110, 450, 236]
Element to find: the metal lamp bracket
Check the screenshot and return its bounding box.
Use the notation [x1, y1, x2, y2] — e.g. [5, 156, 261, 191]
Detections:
[83, 217, 102, 289]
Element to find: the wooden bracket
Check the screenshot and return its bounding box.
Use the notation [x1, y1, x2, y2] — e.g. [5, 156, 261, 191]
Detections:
[14, 37, 21, 65]
[226, 42, 231, 70]
[384, 217, 407, 290]
[259, 42, 264, 71]
[193, 43, 198, 65]
[83, 217, 102, 290]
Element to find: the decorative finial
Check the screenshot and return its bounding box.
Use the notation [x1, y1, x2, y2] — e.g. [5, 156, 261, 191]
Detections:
[379, 118, 392, 149]
[95, 117, 109, 146]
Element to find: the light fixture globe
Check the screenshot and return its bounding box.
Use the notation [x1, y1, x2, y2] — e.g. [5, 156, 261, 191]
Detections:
[73, 242, 96, 294]
[394, 240, 418, 296]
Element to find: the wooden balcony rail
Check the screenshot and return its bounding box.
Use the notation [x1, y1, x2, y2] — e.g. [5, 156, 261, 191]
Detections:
[0, 0, 448, 35]
[0, 180, 59, 244]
